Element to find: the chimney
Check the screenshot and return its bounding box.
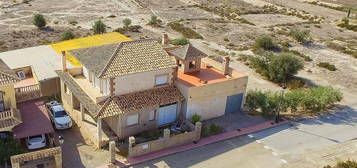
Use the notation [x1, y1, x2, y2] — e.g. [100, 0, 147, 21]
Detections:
[162, 33, 169, 45]
[223, 56, 230, 75]
[61, 51, 67, 72]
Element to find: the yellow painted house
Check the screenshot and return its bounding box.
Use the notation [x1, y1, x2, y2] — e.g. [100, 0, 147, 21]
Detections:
[0, 59, 22, 132]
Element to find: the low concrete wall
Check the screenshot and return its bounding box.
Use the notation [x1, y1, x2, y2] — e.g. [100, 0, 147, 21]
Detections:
[128, 122, 202, 158]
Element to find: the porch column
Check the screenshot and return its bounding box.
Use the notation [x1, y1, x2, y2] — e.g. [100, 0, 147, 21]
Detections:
[80, 103, 85, 121]
[109, 141, 116, 163]
[11, 162, 20, 168]
[54, 152, 62, 168]
[97, 118, 102, 147]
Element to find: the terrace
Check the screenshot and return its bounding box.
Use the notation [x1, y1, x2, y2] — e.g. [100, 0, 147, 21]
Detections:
[177, 63, 240, 87]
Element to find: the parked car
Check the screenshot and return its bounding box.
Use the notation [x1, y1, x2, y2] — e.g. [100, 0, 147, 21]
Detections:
[26, 134, 46, 149]
[46, 101, 72, 130]
[0, 131, 12, 139]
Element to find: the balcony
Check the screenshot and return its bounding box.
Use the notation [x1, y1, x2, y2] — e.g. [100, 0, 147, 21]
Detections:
[15, 84, 42, 102]
[72, 75, 105, 103]
[0, 108, 22, 132]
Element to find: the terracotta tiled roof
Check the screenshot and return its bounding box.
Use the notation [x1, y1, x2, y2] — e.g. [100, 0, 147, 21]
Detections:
[98, 85, 184, 118]
[11, 147, 61, 163]
[0, 118, 21, 129]
[167, 44, 207, 61]
[69, 40, 177, 78]
[0, 59, 19, 85]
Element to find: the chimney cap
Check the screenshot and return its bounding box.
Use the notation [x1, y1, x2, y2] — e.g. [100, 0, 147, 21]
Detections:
[61, 51, 66, 55]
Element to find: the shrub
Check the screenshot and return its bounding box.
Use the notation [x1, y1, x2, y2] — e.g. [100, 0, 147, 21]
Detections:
[317, 62, 337, 71]
[255, 35, 274, 50]
[167, 22, 203, 39]
[288, 50, 312, 61]
[171, 38, 189, 45]
[191, 114, 201, 124]
[267, 53, 304, 82]
[33, 14, 46, 28]
[247, 86, 342, 115]
[148, 15, 162, 26]
[61, 30, 75, 41]
[201, 124, 223, 137]
[290, 29, 310, 43]
[122, 18, 132, 28]
[0, 139, 25, 166]
[93, 20, 106, 34]
[223, 37, 229, 41]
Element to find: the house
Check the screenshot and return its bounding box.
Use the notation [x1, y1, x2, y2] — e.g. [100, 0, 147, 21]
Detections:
[0, 59, 22, 132]
[167, 43, 248, 120]
[0, 59, 59, 168]
[56, 39, 184, 147]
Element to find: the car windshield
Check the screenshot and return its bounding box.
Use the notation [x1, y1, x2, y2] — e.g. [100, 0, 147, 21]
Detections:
[54, 110, 67, 118]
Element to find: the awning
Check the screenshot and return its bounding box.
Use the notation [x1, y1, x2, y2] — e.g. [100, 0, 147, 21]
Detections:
[13, 99, 54, 139]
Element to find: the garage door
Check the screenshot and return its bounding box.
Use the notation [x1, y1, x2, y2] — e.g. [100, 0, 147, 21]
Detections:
[158, 103, 177, 126]
[225, 93, 243, 114]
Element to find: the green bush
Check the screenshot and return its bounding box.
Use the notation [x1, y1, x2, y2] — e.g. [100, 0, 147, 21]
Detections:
[317, 62, 337, 71]
[267, 53, 304, 82]
[122, 18, 132, 28]
[246, 86, 342, 114]
[0, 139, 25, 166]
[171, 38, 189, 45]
[191, 114, 201, 124]
[61, 30, 75, 41]
[201, 124, 223, 137]
[148, 15, 162, 26]
[223, 37, 229, 41]
[33, 14, 46, 28]
[250, 52, 304, 83]
[167, 22, 203, 39]
[255, 35, 274, 50]
[290, 29, 310, 43]
[287, 79, 306, 89]
[93, 20, 106, 34]
[324, 160, 357, 168]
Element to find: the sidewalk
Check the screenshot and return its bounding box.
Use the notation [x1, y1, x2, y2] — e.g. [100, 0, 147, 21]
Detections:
[98, 119, 289, 168]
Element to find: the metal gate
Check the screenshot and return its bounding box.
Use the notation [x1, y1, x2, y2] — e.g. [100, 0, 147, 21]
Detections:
[158, 103, 177, 126]
[225, 93, 243, 114]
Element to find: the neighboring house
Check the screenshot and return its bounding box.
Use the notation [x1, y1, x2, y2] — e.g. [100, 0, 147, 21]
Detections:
[167, 43, 248, 120]
[0, 59, 22, 132]
[56, 39, 184, 147]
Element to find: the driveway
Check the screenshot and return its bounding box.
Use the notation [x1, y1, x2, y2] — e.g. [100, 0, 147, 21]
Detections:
[56, 126, 110, 168]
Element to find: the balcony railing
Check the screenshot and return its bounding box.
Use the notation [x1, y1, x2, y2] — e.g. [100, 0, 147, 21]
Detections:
[0, 108, 21, 121]
[15, 84, 42, 102]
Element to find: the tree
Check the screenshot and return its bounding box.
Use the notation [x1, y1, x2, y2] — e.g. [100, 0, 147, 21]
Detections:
[267, 53, 304, 82]
[290, 29, 310, 43]
[171, 38, 189, 45]
[255, 35, 274, 50]
[61, 30, 75, 41]
[0, 139, 24, 166]
[33, 14, 46, 28]
[93, 20, 106, 34]
[122, 18, 132, 28]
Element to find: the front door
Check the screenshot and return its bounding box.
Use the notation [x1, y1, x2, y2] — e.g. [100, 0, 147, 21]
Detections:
[225, 93, 243, 114]
[158, 103, 177, 126]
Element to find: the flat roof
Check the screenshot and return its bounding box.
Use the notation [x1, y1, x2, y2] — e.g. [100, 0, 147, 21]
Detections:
[177, 66, 231, 87]
[0, 45, 70, 81]
[50, 32, 131, 67]
[13, 99, 54, 139]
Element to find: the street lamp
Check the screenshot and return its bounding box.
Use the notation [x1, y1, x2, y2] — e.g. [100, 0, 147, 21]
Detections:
[275, 83, 287, 123]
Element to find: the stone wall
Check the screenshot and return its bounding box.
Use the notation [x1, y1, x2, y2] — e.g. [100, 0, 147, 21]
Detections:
[128, 122, 202, 158]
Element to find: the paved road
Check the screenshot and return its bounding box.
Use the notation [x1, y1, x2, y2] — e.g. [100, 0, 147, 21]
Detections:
[131, 136, 285, 168]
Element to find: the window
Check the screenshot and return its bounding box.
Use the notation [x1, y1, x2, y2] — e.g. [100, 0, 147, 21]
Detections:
[126, 114, 139, 126]
[155, 74, 168, 86]
[189, 61, 196, 69]
[17, 71, 26, 79]
[149, 110, 155, 121]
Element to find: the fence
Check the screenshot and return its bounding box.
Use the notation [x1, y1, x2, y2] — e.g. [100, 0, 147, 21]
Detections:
[128, 122, 202, 157]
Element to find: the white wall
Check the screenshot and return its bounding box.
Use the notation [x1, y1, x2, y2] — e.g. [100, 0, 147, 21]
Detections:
[114, 68, 173, 96]
[186, 96, 227, 120]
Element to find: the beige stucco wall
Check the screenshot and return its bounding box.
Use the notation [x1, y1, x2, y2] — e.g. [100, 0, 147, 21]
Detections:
[107, 101, 182, 140]
[40, 77, 60, 97]
[176, 76, 248, 120]
[114, 68, 174, 96]
[0, 84, 17, 109]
